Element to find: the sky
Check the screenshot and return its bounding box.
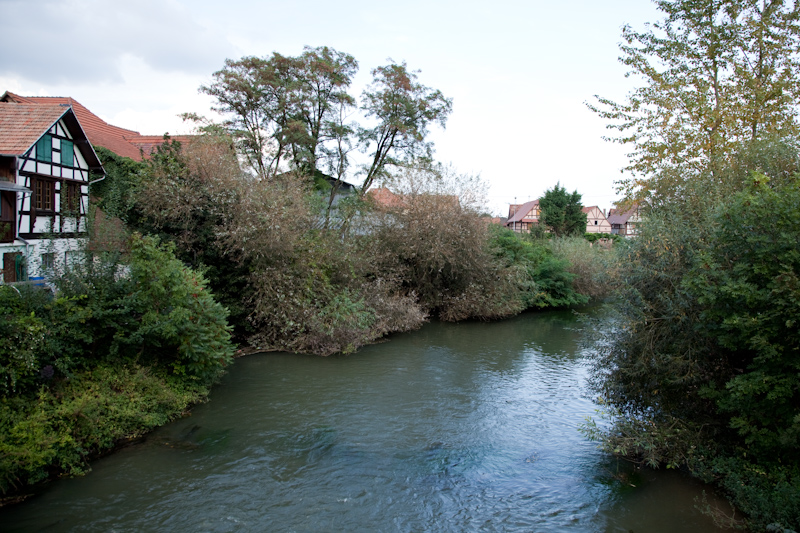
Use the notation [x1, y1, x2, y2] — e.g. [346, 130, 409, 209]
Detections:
[0, 0, 663, 216]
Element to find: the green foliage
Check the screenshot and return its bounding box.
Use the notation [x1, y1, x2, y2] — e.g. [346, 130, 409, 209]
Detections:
[0, 286, 49, 396]
[686, 178, 800, 457]
[589, 0, 800, 203]
[0, 363, 209, 495]
[357, 61, 453, 193]
[91, 146, 148, 223]
[490, 227, 588, 309]
[711, 457, 800, 532]
[586, 174, 800, 530]
[69, 235, 234, 381]
[549, 236, 617, 300]
[538, 183, 587, 237]
[128, 134, 254, 340]
[201, 47, 359, 179]
[1, 234, 233, 396]
[583, 232, 618, 244]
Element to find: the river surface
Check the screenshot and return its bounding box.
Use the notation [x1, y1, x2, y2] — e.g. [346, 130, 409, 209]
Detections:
[2, 309, 732, 532]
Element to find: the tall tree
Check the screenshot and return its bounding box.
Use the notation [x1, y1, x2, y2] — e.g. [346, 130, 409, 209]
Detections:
[589, 0, 800, 203]
[357, 61, 453, 194]
[201, 47, 357, 180]
[286, 46, 358, 173]
[538, 183, 587, 237]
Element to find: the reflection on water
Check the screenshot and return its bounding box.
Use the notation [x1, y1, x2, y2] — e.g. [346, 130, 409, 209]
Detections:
[1, 309, 731, 532]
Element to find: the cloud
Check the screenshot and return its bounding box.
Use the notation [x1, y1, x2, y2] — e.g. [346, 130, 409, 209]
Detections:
[0, 0, 237, 84]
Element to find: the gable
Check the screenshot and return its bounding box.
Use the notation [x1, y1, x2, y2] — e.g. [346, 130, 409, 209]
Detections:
[0, 102, 103, 173]
[0, 103, 68, 156]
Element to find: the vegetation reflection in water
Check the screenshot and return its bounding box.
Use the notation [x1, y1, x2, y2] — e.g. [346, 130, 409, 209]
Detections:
[1, 309, 731, 532]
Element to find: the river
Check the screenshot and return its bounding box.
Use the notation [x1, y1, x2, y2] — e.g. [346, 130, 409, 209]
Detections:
[1, 309, 732, 532]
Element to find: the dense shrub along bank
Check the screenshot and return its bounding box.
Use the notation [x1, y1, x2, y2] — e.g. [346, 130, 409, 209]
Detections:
[585, 170, 800, 532]
[95, 138, 590, 355]
[0, 364, 209, 497]
[0, 234, 234, 496]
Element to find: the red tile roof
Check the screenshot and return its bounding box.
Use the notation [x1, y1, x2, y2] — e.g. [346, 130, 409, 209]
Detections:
[0, 103, 68, 155]
[1, 92, 189, 161]
[368, 186, 405, 208]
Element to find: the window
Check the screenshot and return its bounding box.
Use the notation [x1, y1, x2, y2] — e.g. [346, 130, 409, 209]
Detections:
[36, 135, 52, 162]
[60, 139, 74, 166]
[34, 179, 55, 211]
[62, 182, 79, 213]
[0, 191, 14, 243]
[41, 253, 55, 272]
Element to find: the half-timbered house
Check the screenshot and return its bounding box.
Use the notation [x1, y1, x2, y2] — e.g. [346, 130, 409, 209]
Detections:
[0, 102, 104, 283]
[505, 200, 540, 233]
[582, 205, 612, 234]
[607, 205, 640, 237]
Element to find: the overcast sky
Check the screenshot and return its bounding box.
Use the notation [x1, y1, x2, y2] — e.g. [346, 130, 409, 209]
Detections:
[0, 0, 662, 215]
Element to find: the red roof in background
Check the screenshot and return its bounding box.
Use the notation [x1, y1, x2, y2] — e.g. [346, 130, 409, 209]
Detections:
[368, 187, 405, 209]
[1, 92, 189, 161]
[506, 200, 539, 225]
[0, 103, 68, 155]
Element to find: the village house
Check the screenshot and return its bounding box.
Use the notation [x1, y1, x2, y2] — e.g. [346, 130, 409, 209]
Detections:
[582, 205, 612, 234]
[0, 101, 104, 283]
[607, 205, 640, 237]
[504, 201, 614, 236]
[505, 200, 540, 233]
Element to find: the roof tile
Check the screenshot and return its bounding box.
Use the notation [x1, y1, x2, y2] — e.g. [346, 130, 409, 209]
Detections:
[0, 103, 67, 155]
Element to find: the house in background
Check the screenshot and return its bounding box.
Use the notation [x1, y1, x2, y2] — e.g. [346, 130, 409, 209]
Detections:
[0, 101, 104, 283]
[582, 206, 611, 234]
[505, 200, 540, 233]
[368, 186, 405, 209]
[1, 92, 190, 161]
[608, 205, 640, 237]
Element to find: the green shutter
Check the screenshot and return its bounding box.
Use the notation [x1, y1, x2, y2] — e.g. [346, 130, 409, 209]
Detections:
[36, 135, 52, 162]
[61, 139, 74, 166]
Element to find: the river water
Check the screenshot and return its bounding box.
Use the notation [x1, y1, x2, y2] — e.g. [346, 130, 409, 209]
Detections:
[2, 309, 731, 532]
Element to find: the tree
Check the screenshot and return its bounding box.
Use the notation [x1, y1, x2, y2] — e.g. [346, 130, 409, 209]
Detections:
[538, 183, 587, 237]
[589, 0, 800, 204]
[357, 61, 453, 194]
[201, 47, 358, 180]
[686, 176, 800, 457]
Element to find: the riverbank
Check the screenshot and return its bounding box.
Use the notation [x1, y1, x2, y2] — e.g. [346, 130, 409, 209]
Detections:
[0, 363, 212, 507]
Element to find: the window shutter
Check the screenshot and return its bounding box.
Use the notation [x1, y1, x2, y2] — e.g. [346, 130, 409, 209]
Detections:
[61, 139, 74, 166]
[36, 135, 52, 162]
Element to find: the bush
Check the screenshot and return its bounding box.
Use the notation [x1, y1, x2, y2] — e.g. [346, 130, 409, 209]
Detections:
[686, 177, 800, 458]
[490, 227, 588, 309]
[57, 234, 235, 381]
[1, 234, 234, 394]
[550, 237, 618, 300]
[0, 363, 209, 495]
[0, 286, 50, 396]
[585, 173, 800, 531]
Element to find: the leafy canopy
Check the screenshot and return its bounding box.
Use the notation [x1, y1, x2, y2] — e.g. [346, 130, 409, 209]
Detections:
[538, 183, 587, 237]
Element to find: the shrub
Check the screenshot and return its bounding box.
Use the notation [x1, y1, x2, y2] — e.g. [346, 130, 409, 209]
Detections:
[550, 236, 618, 300]
[490, 227, 588, 309]
[0, 363, 209, 495]
[0, 286, 49, 396]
